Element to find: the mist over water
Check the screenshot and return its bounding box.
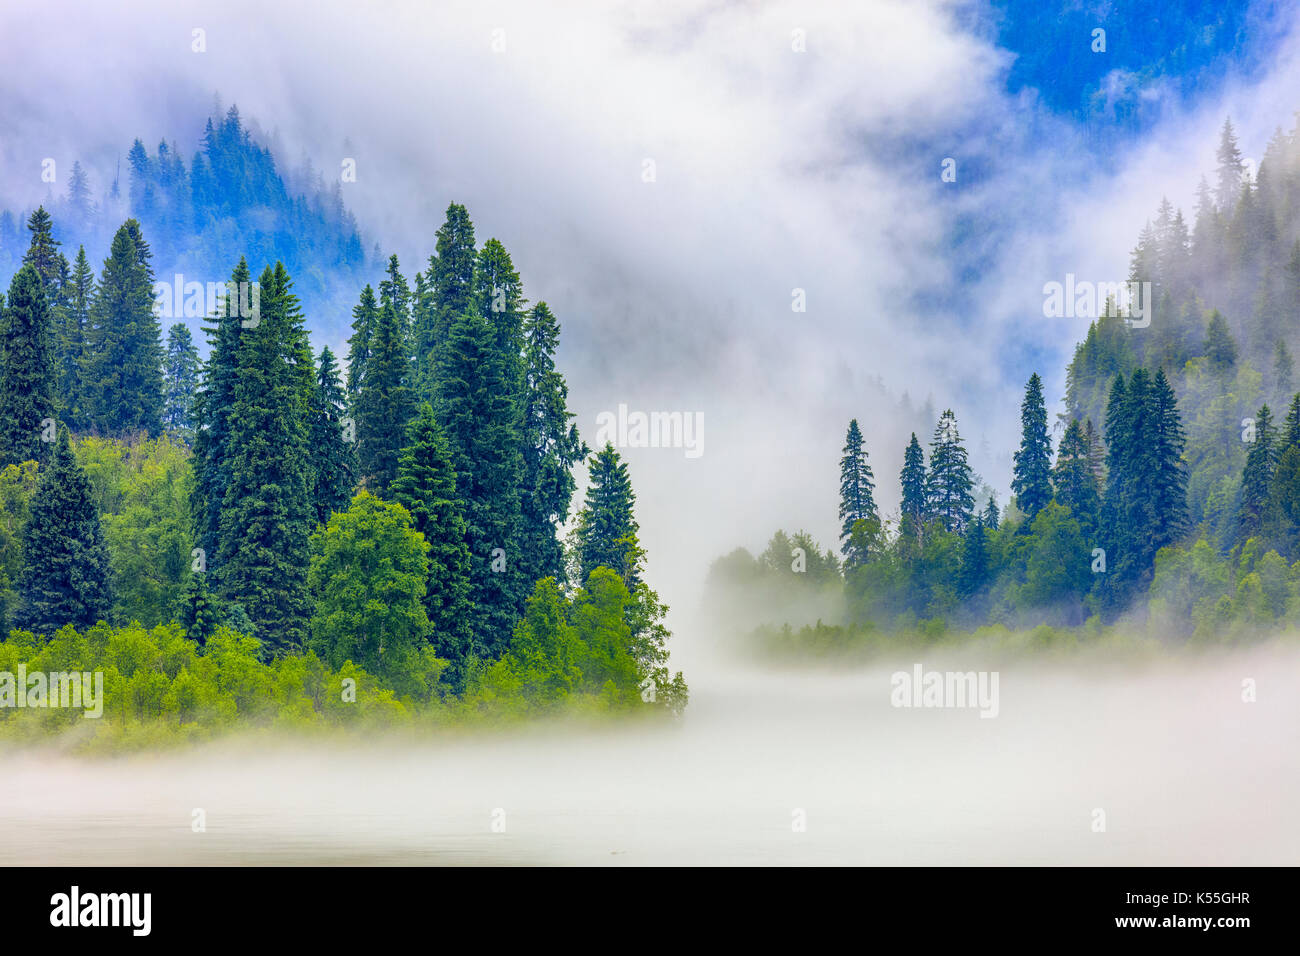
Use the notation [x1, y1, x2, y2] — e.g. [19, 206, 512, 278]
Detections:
[3, 637, 1296, 865]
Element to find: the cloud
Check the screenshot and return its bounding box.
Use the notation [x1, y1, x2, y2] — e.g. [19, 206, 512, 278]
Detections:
[4, 0, 1300, 642]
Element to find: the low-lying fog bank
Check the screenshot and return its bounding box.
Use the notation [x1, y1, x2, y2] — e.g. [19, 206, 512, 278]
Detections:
[2, 640, 1296, 865]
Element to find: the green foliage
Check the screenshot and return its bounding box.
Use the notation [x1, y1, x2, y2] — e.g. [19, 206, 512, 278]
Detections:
[307, 491, 440, 698]
[307, 346, 356, 526]
[81, 220, 164, 436]
[14, 428, 112, 635]
[162, 323, 200, 438]
[0, 265, 56, 466]
[575, 443, 639, 585]
[388, 403, 473, 678]
[1012, 373, 1053, 522]
[355, 255, 415, 492]
[838, 418, 877, 566]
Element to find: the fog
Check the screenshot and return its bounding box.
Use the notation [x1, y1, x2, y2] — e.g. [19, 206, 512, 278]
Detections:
[3, 638, 1295, 865]
[6, 0, 1300, 629]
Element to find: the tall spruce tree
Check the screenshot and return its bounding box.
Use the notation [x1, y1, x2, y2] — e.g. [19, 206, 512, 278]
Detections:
[81, 220, 164, 436]
[416, 203, 477, 398]
[192, 258, 253, 561]
[308, 346, 357, 526]
[435, 307, 524, 655]
[0, 265, 56, 466]
[177, 572, 219, 646]
[925, 409, 975, 532]
[1052, 418, 1101, 536]
[216, 263, 315, 656]
[519, 302, 585, 587]
[1012, 373, 1053, 523]
[355, 263, 415, 493]
[1203, 310, 1237, 373]
[838, 418, 877, 564]
[1149, 368, 1189, 551]
[345, 283, 378, 396]
[1237, 404, 1276, 541]
[59, 246, 94, 428]
[389, 402, 474, 674]
[14, 426, 112, 633]
[576, 443, 640, 585]
[899, 432, 926, 537]
[162, 323, 200, 438]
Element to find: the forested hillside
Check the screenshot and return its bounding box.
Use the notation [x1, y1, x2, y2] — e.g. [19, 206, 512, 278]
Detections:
[710, 114, 1300, 649]
[0, 195, 686, 745]
[0, 106, 368, 322]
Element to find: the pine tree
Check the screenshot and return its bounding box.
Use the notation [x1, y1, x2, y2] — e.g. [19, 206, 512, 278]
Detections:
[177, 572, 219, 646]
[0, 265, 56, 467]
[925, 410, 975, 532]
[21, 207, 66, 302]
[899, 432, 926, 537]
[58, 246, 94, 428]
[1052, 418, 1101, 535]
[1148, 368, 1189, 551]
[81, 220, 164, 436]
[1204, 310, 1237, 373]
[1011, 372, 1053, 523]
[1237, 404, 1276, 541]
[576, 443, 640, 585]
[435, 307, 524, 655]
[1282, 393, 1300, 452]
[345, 284, 378, 396]
[389, 402, 474, 674]
[519, 302, 585, 587]
[475, 238, 526, 406]
[308, 347, 356, 527]
[982, 494, 1000, 530]
[14, 426, 112, 633]
[192, 258, 252, 561]
[1274, 339, 1293, 400]
[416, 203, 477, 397]
[355, 265, 415, 493]
[216, 263, 315, 657]
[838, 418, 877, 564]
[162, 323, 200, 437]
[958, 517, 989, 597]
[1215, 117, 1246, 212]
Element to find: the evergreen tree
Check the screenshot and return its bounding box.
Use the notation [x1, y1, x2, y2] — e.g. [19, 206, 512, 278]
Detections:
[389, 402, 474, 676]
[1215, 117, 1246, 211]
[417, 203, 477, 396]
[191, 258, 252, 560]
[345, 284, 378, 396]
[1237, 404, 1276, 540]
[59, 246, 94, 428]
[81, 220, 164, 436]
[838, 418, 877, 564]
[899, 432, 926, 537]
[0, 265, 56, 466]
[354, 266, 415, 493]
[435, 306, 524, 655]
[1011, 372, 1053, 523]
[1052, 418, 1101, 536]
[1149, 368, 1189, 550]
[576, 443, 640, 585]
[308, 346, 356, 526]
[1273, 339, 1293, 399]
[982, 494, 1000, 530]
[21, 207, 66, 301]
[475, 238, 526, 405]
[1203, 310, 1237, 372]
[14, 427, 112, 633]
[1282, 393, 1300, 452]
[957, 516, 989, 596]
[216, 263, 315, 657]
[925, 410, 975, 532]
[177, 572, 219, 646]
[519, 302, 585, 587]
[162, 323, 200, 437]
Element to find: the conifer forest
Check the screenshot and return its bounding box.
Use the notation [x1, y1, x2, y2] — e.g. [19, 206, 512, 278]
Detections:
[1, 0, 1297, 895]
